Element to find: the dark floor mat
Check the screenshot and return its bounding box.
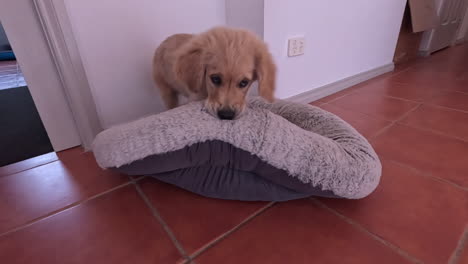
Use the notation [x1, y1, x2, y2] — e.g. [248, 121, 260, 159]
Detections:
[0, 86, 53, 167]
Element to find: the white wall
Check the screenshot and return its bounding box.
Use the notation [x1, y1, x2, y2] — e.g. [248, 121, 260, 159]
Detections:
[64, 0, 407, 126]
[64, 0, 226, 128]
[264, 0, 406, 98]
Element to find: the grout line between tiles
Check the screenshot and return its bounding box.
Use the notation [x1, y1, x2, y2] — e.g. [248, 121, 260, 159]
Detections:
[396, 122, 468, 144]
[319, 101, 396, 139]
[375, 94, 423, 104]
[0, 180, 133, 238]
[368, 103, 422, 140]
[382, 158, 468, 192]
[132, 178, 189, 260]
[424, 103, 468, 114]
[427, 89, 468, 98]
[189, 201, 276, 260]
[310, 199, 424, 264]
[177, 260, 196, 264]
[368, 122, 396, 141]
[329, 98, 468, 191]
[325, 89, 424, 107]
[449, 226, 468, 264]
[176, 257, 191, 264]
[391, 102, 422, 122]
[394, 61, 426, 74]
[318, 91, 468, 191]
[321, 88, 361, 104]
[320, 99, 422, 141]
[328, 98, 421, 125]
[456, 90, 468, 95]
[0, 159, 60, 178]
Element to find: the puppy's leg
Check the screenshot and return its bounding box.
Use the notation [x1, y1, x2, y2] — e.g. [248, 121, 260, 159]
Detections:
[155, 75, 179, 109]
[159, 84, 179, 109]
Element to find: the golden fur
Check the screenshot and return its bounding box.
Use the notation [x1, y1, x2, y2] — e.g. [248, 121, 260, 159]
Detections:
[153, 27, 276, 119]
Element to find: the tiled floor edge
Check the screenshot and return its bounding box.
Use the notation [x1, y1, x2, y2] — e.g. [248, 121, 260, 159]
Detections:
[424, 103, 468, 114]
[133, 180, 190, 260]
[379, 159, 468, 192]
[0, 181, 133, 238]
[0, 152, 58, 177]
[310, 198, 424, 264]
[395, 122, 468, 144]
[448, 226, 468, 264]
[367, 103, 423, 140]
[190, 201, 276, 261]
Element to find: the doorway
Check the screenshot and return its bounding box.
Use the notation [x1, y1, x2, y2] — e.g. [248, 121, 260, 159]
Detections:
[0, 22, 54, 167]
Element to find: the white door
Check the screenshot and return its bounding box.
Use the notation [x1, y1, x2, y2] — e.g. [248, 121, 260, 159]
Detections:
[0, 0, 81, 151]
[427, 0, 467, 53]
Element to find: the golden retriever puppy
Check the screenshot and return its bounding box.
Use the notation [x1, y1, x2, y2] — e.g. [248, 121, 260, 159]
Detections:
[153, 26, 276, 120]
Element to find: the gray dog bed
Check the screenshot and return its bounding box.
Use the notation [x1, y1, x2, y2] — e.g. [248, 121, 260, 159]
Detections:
[92, 98, 382, 201]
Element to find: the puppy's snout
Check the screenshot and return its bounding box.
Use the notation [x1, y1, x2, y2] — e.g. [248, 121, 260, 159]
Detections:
[217, 108, 236, 120]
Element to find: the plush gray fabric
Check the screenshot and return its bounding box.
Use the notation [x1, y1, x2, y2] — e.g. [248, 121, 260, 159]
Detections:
[93, 97, 382, 199]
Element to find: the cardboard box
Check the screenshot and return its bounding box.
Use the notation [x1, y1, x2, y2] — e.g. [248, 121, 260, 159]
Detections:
[408, 0, 438, 32]
[393, 1, 438, 64]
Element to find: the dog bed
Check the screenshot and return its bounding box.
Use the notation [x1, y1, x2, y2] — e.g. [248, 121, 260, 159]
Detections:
[92, 98, 382, 201]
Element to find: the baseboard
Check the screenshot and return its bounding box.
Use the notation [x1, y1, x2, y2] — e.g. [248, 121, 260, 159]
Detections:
[286, 63, 395, 104]
[454, 37, 467, 45]
[418, 50, 431, 57]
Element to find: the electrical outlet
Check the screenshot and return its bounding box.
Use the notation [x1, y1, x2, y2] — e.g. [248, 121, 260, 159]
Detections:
[288, 37, 305, 57]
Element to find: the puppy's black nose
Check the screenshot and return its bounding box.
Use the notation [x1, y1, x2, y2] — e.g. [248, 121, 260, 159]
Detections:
[217, 109, 236, 120]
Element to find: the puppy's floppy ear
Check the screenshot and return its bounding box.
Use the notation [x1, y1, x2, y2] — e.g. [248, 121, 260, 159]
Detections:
[254, 42, 276, 102]
[173, 39, 205, 94]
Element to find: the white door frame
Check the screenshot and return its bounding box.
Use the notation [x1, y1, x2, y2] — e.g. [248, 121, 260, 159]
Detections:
[1, 0, 78, 151]
[33, 0, 102, 150]
[0, 0, 101, 151]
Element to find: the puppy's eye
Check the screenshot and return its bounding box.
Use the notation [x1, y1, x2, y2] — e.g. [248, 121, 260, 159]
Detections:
[210, 75, 222, 86]
[238, 79, 249, 88]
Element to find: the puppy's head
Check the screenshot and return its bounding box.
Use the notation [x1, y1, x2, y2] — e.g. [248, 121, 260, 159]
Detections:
[173, 27, 276, 120]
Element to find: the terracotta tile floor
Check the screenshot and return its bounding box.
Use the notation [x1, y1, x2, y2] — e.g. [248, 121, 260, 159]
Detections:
[1, 44, 468, 264]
